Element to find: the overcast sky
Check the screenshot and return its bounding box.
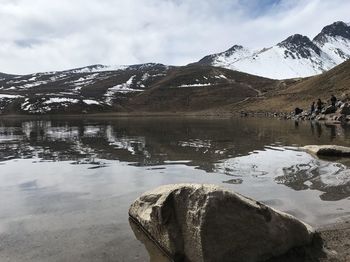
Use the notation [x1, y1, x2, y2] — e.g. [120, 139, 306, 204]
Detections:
[0, 0, 349, 74]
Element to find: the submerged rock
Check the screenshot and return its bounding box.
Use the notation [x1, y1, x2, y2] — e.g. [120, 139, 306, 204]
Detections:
[129, 184, 315, 262]
[303, 145, 350, 157]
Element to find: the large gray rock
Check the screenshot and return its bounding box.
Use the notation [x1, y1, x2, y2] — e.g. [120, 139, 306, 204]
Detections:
[303, 145, 350, 157]
[339, 103, 350, 115]
[322, 105, 337, 115]
[129, 184, 315, 262]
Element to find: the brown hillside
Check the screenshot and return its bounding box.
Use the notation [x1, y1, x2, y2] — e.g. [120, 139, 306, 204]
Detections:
[126, 65, 278, 112]
[239, 59, 350, 113]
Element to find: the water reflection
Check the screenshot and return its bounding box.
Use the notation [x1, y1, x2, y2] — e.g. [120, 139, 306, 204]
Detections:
[1, 118, 350, 200]
[129, 219, 170, 262]
[1, 118, 350, 166]
[277, 158, 350, 201]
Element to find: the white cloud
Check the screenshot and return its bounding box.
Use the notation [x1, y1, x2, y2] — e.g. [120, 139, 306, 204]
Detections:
[0, 0, 349, 74]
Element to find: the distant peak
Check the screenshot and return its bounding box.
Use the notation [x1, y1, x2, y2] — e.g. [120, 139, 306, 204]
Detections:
[278, 34, 321, 58]
[333, 21, 347, 26]
[226, 45, 244, 52]
[322, 21, 349, 33]
[314, 21, 350, 43]
[278, 34, 313, 47]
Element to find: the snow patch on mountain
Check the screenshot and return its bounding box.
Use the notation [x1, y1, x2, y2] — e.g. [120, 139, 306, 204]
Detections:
[67, 65, 128, 74]
[83, 99, 101, 105]
[0, 94, 22, 99]
[178, 83, 212, 88]
[315, 36, 350, 64]
[43, 98, 79, 104]
[210, 45, 252, 68]
[20, 97, 80, 114]
[21, 99, 52, 114]
[104, 76, 143, 105]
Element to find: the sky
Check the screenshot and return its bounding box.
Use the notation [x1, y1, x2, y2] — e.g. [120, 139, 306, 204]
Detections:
[0, 0, 349, 74]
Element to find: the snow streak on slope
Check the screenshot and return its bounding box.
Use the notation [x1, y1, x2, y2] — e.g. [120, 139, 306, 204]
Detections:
[67, 65, 128, 73]
[200, 45, 252, 68]
[105, 75, 143, 105]
[316, 36, 350, 64]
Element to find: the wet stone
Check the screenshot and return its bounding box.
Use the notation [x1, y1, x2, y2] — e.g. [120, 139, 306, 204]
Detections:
[303, 145, 350, 157]
[129, 184, 315, 262]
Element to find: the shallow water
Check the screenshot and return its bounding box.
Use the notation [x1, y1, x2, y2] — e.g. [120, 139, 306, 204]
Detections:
[0, 117, 349, 261]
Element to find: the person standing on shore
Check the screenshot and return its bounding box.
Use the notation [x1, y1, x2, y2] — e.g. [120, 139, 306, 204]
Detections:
[317, 99, 323, 112]
[331, 95, 337, 107]
[310, 101, 315, 113]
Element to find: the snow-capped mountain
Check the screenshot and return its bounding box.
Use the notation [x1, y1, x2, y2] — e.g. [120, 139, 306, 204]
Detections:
[0, 63, 278, 115]
[313, 21, 350, 64]
[0, 63, 171, 114]
[199, 45, 252, 66]
[197, 21, 350, 79]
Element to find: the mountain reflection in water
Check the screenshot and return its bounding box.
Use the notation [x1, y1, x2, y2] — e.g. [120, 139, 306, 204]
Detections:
[1, 118, 350, 201]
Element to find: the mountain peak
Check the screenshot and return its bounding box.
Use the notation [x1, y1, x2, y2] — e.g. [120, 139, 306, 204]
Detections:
[314, 21, 350, 43]
[197, 44, 250, 65]
[278, 34, 312, 46]
[225, 45, 244, 52]
[196, 21, 350, 79]
[277, 34, 321, 58]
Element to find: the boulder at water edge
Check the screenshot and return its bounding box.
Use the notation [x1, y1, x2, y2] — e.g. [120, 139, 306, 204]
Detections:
[339, 103, 350, 115]
[303, 145, 350, 157]
[129, 184, 315, 262]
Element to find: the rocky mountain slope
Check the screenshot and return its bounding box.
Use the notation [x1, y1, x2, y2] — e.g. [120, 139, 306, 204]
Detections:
[126, 65, 277, 112]
[0, 63, 171, 114]
[0, 64, 279, 115]
[0, 73, 16, 80]
[237, 59, 350, 113]
[197, 21, 350, 79]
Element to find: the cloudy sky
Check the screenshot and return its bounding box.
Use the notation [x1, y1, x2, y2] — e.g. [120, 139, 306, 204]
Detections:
[0, 0, 349, 74]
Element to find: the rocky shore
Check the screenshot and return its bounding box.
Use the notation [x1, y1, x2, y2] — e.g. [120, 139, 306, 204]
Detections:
[238, 100, 350, 125]
[316, 221, 350, 262]
[266, 220, 350, 262]
[292, 100, 350, 123]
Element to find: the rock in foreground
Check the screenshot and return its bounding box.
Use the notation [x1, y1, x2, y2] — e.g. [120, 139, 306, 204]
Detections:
[129, 184, 315, 262]
[303, 145, 350, 157]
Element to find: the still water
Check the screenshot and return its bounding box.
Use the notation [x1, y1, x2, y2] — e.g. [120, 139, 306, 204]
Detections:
[0, 117, 349, 261]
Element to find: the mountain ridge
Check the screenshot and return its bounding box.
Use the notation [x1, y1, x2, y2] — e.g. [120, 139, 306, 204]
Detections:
[196, 21, 350, 79]
[0, 59, 349, 116]
[0, 63, 280, 115]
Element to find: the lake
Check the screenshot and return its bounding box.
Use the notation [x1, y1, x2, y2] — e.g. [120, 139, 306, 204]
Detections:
[0, 117, 349, 261]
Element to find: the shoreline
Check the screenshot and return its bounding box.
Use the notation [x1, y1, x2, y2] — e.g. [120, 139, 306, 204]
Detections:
[266, 219, 350, 261]
[313, 219, 350, 261]
[1, 111, 349, 130]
